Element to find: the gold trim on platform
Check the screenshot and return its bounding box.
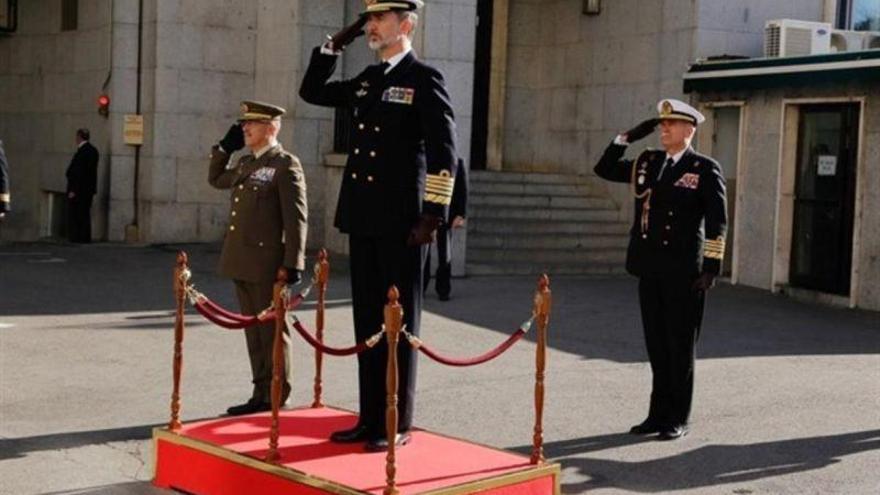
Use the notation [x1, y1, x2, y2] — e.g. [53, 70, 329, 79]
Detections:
[152, 406, 561, 495]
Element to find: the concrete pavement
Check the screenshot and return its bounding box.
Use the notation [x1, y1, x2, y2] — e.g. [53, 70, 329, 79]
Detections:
[1, 242, 878, 494]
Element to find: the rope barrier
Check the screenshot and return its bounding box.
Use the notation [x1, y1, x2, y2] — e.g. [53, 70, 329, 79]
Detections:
[401, 316, 534, 367]
[185, 284, 310, 328]
[285, 312, 382, 356]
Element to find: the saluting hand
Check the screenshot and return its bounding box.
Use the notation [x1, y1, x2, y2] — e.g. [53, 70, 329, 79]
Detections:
[219, 123, 245, 153]
[623, 118, 660, 143]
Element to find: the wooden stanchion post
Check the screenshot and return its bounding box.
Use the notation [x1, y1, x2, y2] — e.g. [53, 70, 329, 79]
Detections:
[383, 286, 402, 495]
[530, 274, 551, 465]
[265, 268, 288, 463]
[312, 249, 329, 408]
[168, 251, 188, 432]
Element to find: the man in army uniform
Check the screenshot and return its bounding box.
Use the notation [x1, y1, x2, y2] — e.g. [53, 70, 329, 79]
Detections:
[208, 101, 308, 416]
[594, 99, 727, 440]
[299, 0, 458, 451]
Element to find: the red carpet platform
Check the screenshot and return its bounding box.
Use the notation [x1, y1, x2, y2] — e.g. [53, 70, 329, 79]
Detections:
[153, 406, 560, 494]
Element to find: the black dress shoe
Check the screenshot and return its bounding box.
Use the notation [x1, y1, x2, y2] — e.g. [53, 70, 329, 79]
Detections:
[657, 424, 689, 440]
[629, 419, 662, 435]
[330, 424, 371, 443]
[365, 432, 411, 452]
[226, 398, 271, 416]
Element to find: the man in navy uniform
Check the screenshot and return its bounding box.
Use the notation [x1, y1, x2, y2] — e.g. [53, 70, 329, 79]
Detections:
[208, 101, 308, 416]
[65, 128, 99, 243]
[300, 0, 457, 451]
[594, 99, 727, 440]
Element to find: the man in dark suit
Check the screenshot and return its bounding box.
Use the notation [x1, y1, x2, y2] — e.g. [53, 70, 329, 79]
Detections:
[208, 101, 308, 416]
[424, 158, 468, 300]
[594, 99, 727, 441]
[0, 140, 9, 222]
[65, 128, 99, 243]
[299, 0, 458, 451]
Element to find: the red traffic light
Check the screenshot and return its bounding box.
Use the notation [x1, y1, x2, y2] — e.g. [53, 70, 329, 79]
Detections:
[98, 94, 110, 117]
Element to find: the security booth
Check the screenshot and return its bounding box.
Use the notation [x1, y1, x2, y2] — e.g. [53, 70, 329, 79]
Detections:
[682, 50, 880, 311]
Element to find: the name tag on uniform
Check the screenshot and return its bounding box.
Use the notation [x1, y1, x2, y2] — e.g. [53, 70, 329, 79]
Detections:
[674, 173, 700, 189]
[250, 167, 276, 184]
[382, 86, 415, 105]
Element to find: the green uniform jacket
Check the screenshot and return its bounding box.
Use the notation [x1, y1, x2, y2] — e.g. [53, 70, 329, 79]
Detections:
[209, 143, 308, 283]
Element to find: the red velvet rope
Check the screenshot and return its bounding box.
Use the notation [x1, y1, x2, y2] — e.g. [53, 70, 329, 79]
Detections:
[201, 298, 264, 325]
[414, 328, 527, 367]
[193, 301, 251, 329]
[289, 319, 372, 356]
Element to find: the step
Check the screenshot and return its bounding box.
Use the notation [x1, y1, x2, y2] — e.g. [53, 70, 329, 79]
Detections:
[470, 181, 605, 197]
[469, 206, 622, 222]
[470, 170, 600, 185]
[468, 233, 629, 250]
[470, 194, 616, 210]
[466, 262, 627, 276]
[468, 219, 631, 235]
[467, 247, 627, 265]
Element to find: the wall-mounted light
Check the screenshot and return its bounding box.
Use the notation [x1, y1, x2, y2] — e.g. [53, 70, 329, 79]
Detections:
[583, 0, 601, 16]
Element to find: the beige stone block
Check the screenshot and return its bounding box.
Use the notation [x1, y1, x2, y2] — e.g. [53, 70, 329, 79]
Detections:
[576, 88, 604, 131]
[550, 88, 577, 132]
[450, 3, 477, 62]
[148, 201, 200, 242]
[424, 1, 453, 59]
[199, 202, 230, 241]
[204, 28, 256, 74]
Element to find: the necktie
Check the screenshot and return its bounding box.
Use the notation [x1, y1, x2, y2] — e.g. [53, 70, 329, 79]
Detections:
[658, 157, 674, 181]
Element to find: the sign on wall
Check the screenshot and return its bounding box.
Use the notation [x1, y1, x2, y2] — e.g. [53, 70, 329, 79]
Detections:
[0, 0, 17, 33]
[817, 155, 837, 176]
[124, 114, 144, 146]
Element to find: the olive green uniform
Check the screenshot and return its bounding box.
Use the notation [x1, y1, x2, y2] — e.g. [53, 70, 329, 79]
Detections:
[208, 143, 308, 403]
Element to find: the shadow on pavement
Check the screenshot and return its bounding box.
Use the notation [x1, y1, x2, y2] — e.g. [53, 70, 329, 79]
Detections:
[508, 429, 880, 493]
[41, 482, 168, 495]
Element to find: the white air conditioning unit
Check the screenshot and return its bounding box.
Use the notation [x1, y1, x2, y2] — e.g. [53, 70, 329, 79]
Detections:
[764, 19, 832, 57]
[830, 29, 877, 52]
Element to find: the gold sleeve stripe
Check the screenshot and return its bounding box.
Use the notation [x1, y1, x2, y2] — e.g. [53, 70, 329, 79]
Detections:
[425, 184, 454, 195]
[424, 193, 452, 205]
[704, 250, 724, 260]
[0, 193, 9, 202]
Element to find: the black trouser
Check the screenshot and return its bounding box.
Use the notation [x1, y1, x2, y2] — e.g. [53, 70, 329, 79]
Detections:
[234, 280, 290, 404]
[423, 224, 452, 297]
[67, 195, 93, 243]
[638, 275, 705, 427]
[349, 234, 425, 437]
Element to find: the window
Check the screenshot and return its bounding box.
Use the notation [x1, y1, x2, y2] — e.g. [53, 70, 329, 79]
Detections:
[837, 0, 880, 31]
[61, 0, 77, 31]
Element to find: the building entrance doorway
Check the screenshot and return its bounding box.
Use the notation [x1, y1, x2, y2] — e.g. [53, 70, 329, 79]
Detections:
[790, 104, 859, 295]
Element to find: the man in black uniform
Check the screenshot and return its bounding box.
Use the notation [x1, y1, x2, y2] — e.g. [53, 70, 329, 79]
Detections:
[299, 0, 458, 451]
[424, 158, 468, 300]
[66, 128, 99, 243]
[594, 99, 727, 440]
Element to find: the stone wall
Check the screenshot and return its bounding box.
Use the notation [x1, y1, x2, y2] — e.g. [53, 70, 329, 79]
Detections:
[0, 0, 118, 241]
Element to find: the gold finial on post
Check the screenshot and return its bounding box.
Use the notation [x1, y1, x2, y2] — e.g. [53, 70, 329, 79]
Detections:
[383, 285, 402, 495]
[265, 268, 288, 463]
[169, 251, 188, 432]
[312, 249, 330, 408]
[530, 274, 551, 464]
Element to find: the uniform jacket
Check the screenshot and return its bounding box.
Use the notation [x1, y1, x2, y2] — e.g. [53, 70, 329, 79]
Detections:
[0, 140, 9, 213]
[594, 142, 727, 277]
[208, 143, 308, 283]
[299, 48, 458, 237]
[66, 141, 99, 197]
